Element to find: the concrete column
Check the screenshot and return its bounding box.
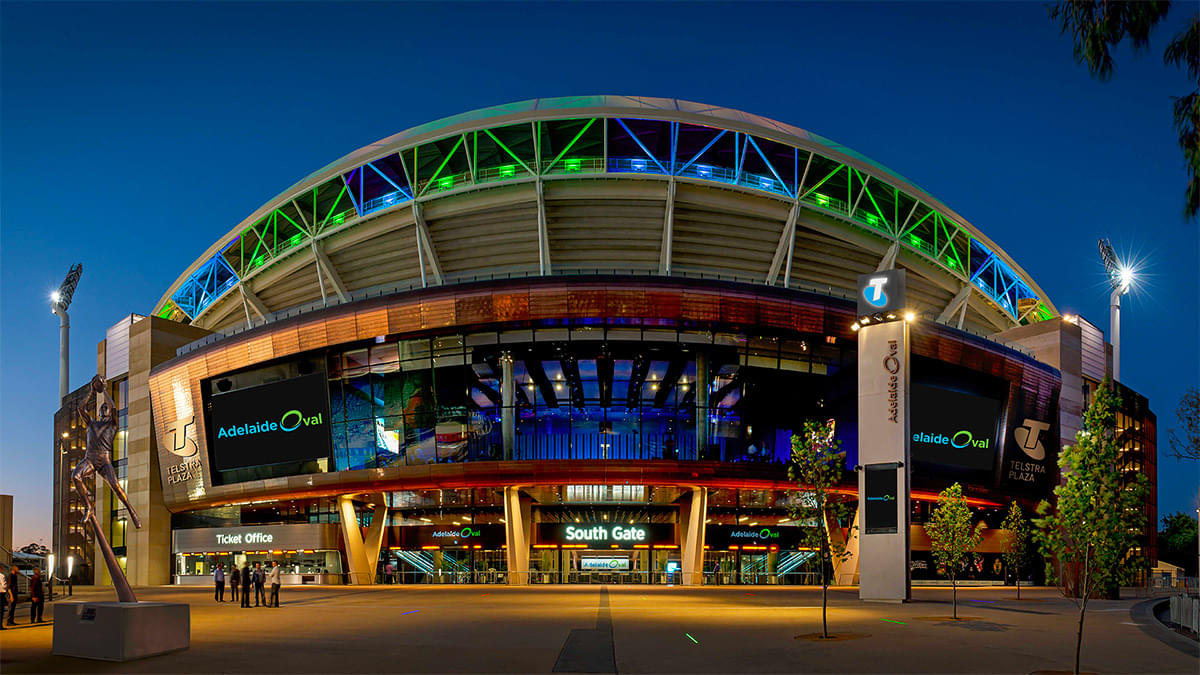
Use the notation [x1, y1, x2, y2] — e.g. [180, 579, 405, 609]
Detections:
[501, 353, 514, 461]
[856, 319, 911, 601]
[503, 487, 531, 585]
[679, 487, 708, 586]
[338, 495, 387, 585]
[694, 351, 709, 459]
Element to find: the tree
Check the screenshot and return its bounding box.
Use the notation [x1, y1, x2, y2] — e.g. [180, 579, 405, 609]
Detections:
[788, 418, 855, 639]
[1049, 2, 1200, 219]
[1158, 511, 1199, 576]
[18, 542, 49, 556]
[1033, 380, 1148, 675]
[1168, 387, 1200, 460]
[925, 482, 984, 620]
[1001, 501, 1031, 599]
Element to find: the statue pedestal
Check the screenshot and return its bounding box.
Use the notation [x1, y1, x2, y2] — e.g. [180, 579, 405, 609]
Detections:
[52, 602, 190, 661]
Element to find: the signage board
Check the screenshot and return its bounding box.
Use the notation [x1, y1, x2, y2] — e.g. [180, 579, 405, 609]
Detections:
[389, 524, 506, 549]
[208, 373, 332, 471]
[856, 270, 907, 316]
[910, 384, 1002, 472]
[172, 523, 340, 553]
[998, 385, 1058, 494]
[856, 317, 911, 601]
[863, 465, 900, 534]
[536, 523, 676, 548]
[704, 525, 808, 548]
[580, 557, 630, 571]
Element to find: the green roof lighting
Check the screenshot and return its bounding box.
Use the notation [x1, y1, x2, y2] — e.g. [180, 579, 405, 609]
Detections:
[288, 233, 303, 247]
[946, 258, 957, 269]
[499, 164, 515, 178]
[909, 233, 923, 248]
[814, 193, 829, 206]
[865, 213, 878, 225]
[565, 157, 582, 172]
[438, 176, 455, 191]
[332, 213, 345, 225]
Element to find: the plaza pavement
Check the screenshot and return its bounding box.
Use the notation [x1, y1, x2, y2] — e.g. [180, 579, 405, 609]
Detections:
[0, 584, 1194, 674]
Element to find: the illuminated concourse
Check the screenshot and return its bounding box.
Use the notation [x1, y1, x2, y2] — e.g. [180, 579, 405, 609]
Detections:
[51, 97, 1156, 590]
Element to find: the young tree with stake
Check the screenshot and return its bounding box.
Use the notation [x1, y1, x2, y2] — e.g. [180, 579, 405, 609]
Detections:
[788, 418, 855, 639]
[924, 482, 983, 620]
[1034, 380, 1148, 675]
[1001, 501, 1030, 599]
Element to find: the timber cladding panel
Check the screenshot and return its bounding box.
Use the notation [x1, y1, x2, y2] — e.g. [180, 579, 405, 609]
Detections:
[148, 276, 1054, 510]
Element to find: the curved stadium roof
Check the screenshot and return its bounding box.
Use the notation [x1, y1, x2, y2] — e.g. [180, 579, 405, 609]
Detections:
[157, 95, 1057, 335]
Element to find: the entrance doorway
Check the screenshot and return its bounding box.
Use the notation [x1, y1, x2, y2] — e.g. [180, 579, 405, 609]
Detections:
[383, 547, 506, 584]
[704, 549, 819, 585]
[529, 548, 680, 584]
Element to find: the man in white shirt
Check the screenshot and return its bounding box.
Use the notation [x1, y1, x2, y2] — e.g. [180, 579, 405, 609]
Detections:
[267, 561, 282, 607]
[0, 569, 8, 630]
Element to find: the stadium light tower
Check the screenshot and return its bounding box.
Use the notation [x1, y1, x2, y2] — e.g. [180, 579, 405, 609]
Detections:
[50, 263, 83, 402]
[1097, 239, 1133, 383]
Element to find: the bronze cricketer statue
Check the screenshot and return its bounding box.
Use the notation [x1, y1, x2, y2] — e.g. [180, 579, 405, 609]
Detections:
[72, 374, 140, 602]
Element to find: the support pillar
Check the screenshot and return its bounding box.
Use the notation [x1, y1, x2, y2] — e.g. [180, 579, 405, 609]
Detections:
[338, 494, 387, 585]
[679, 487, 707, 586]
[501, 353, 514, 461]
[694, 351, 709, 460]
[828, 505, 860, 586]
[503, 487, 531, 585]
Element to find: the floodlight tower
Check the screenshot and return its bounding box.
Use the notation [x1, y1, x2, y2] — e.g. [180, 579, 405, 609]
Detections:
[50, 263, 83, 402]
[1097, 239, 1132, 383]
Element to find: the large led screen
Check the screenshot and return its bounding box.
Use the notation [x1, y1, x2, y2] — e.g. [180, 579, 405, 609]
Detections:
[209, 373, 332, 471]
[910, 383, 1001, 472]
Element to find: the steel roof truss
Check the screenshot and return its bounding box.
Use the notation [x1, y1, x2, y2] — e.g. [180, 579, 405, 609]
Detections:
[746, 135, 792, 198]
[675, 129, 727, 175]
[611, 118, 664, 174]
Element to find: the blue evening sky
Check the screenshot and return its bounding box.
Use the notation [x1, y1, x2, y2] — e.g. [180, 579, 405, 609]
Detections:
[2, 2, 1196, 548]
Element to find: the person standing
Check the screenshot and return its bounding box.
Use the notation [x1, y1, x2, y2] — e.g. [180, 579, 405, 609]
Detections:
[29, 569, 44, 624]
[252, 562, 265, 607]
[240, 563, 251, 608]
[0, 568, 9, 630]
[267, 561, 281, 607]
[230, 564, 240, 604]
[6, 565, 19, 626]
[213, 563, 225, 602]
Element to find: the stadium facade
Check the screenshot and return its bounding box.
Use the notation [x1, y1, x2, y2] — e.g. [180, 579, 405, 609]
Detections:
[53, 97, 1156, 587]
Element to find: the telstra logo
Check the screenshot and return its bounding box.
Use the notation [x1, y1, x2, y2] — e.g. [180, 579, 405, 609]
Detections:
[166, 416, 199, 458]
[863, 276, 889, 308]
[216, 410, 324, 439]
[1013, 418, 1050, 460]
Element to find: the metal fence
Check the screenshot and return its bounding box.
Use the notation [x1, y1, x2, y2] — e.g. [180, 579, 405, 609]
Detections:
[1168, 594, 1200, 635]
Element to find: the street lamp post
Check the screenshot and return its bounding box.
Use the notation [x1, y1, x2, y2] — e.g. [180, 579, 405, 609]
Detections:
[50, 264, 82, 599]
[50, 263, 83, 402]
[1097, 239, 1133, 383]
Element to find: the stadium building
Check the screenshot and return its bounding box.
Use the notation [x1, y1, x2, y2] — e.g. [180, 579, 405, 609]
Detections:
[53, 97, 1156, 588]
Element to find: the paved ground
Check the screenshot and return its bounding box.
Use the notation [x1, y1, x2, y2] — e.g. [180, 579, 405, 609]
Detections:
[0, 585, 1193, 673]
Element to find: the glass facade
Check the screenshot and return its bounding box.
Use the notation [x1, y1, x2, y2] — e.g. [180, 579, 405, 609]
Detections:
[325, 326, 849, 472]
[108, 378, 130, 558]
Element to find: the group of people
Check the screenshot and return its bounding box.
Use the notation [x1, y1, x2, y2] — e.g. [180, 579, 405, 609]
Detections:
[212, 561, 281, 608]
[2, 564, 47, 628]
